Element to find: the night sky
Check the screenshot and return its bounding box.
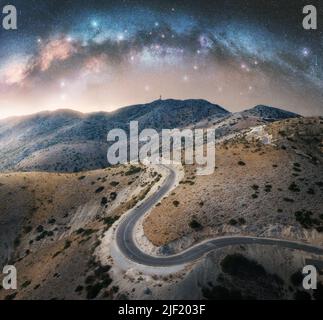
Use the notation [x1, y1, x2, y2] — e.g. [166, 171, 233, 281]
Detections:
[0, 0, 322, 118]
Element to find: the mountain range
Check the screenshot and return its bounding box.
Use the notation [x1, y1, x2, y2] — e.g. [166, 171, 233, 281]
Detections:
[0, 99, 300, 172]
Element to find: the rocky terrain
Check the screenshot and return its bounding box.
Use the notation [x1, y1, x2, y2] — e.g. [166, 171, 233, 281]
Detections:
[0, 100, 298, 173]
[1, 99, 322, 300]
[144, 117, 323, 250]
[0, 99, 228, 173]
[0, 164, 162, 299]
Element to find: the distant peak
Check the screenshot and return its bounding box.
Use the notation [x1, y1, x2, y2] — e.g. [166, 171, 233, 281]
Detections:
[242, 105, 301, 120]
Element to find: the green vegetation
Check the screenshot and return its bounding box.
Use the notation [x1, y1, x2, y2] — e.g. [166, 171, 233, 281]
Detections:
[95, 186, 105, 193]
[64, 240, 71, 250]
[125, 165, 142, 176]
[295, 210, 320, 229]
[189, 219, 202, 230]
[21, 280, 31, 289]
[85, 263, 112, 299]
[229, 219, 237, 226]
[173, 200, 180, 207]
[101, 197, 108, 206]
[289, 182, 300, 192]
[103, 216, 119, 226]
[264, 184, 272, 192]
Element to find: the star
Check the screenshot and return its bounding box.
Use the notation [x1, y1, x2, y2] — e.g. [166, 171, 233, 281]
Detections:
[117, 33, 124, 41]
[302, 48, 310, 57]
[91, 20, 98, 28]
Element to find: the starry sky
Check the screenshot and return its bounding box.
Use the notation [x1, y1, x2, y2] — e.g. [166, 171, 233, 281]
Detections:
[0, 0, 322, 118]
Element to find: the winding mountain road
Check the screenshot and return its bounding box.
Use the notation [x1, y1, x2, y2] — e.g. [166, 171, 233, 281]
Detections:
[115, 165, 323, 267]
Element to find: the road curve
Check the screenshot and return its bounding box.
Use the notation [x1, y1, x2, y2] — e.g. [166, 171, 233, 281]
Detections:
[115, 165, 323, 267]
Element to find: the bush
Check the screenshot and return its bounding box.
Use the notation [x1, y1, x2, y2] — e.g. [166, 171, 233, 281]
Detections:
[290, 271, 303, 287]
[110, 192, 117, 200]
[264, 184, 272, 192]
[295, 210, 319, 229]
[64, 240, 71, 250]
[125, 166, 142, 176]
[95, 186, 105, 193]
[238, 217, 246, 225]
[103, 216, 119, 226]
[229, 219, 238, 226]
[289, 182, 300, 192]
[173, 200, 180, 207]
[221, 254, 267, 280]
[101, 197, 108, 206]
[238, 161, 246, 166]
[189, 219, 202, 230]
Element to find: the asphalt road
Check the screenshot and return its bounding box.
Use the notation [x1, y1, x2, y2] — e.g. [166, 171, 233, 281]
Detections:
[115, 166, 323, 267]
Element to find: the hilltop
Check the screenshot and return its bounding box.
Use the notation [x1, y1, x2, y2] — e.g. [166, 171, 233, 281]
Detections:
[0, 99, 299, 173]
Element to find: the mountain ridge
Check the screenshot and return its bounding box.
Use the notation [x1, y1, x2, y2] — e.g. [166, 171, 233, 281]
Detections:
[0, 99, 301, 172]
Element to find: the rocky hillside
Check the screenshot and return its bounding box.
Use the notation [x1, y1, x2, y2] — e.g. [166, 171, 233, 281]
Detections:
[144, 117, 323, 249]
[0, 164, 162, 300]
[0, 99, 229, 172]
[242, 105, 301, 121]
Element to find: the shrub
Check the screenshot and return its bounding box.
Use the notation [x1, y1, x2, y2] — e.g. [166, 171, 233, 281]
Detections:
[189, 219, 202, 230]
[36, 225, 44, 233]
[101, 197, 108, 206]
[264, 184, 272, 192]
[229, 219, 238, 226]
[75, 285, 83, 293]
[173, 200, 180, 207]
[221, 254, 267, 280]
[238, 161, 246, 166]
[23, 226, 33, 234]
[95, 186, 105, 193]
[64, 240, 71, 250]
[290, 271, 303, 287]
[238, 217, 246, 225]
[103, 216, 119, 226]
[295, 210, 318, 229]
[289, 182, 300, 192]
[48, 218, 56, 224]
[125, 166, 142, 176]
